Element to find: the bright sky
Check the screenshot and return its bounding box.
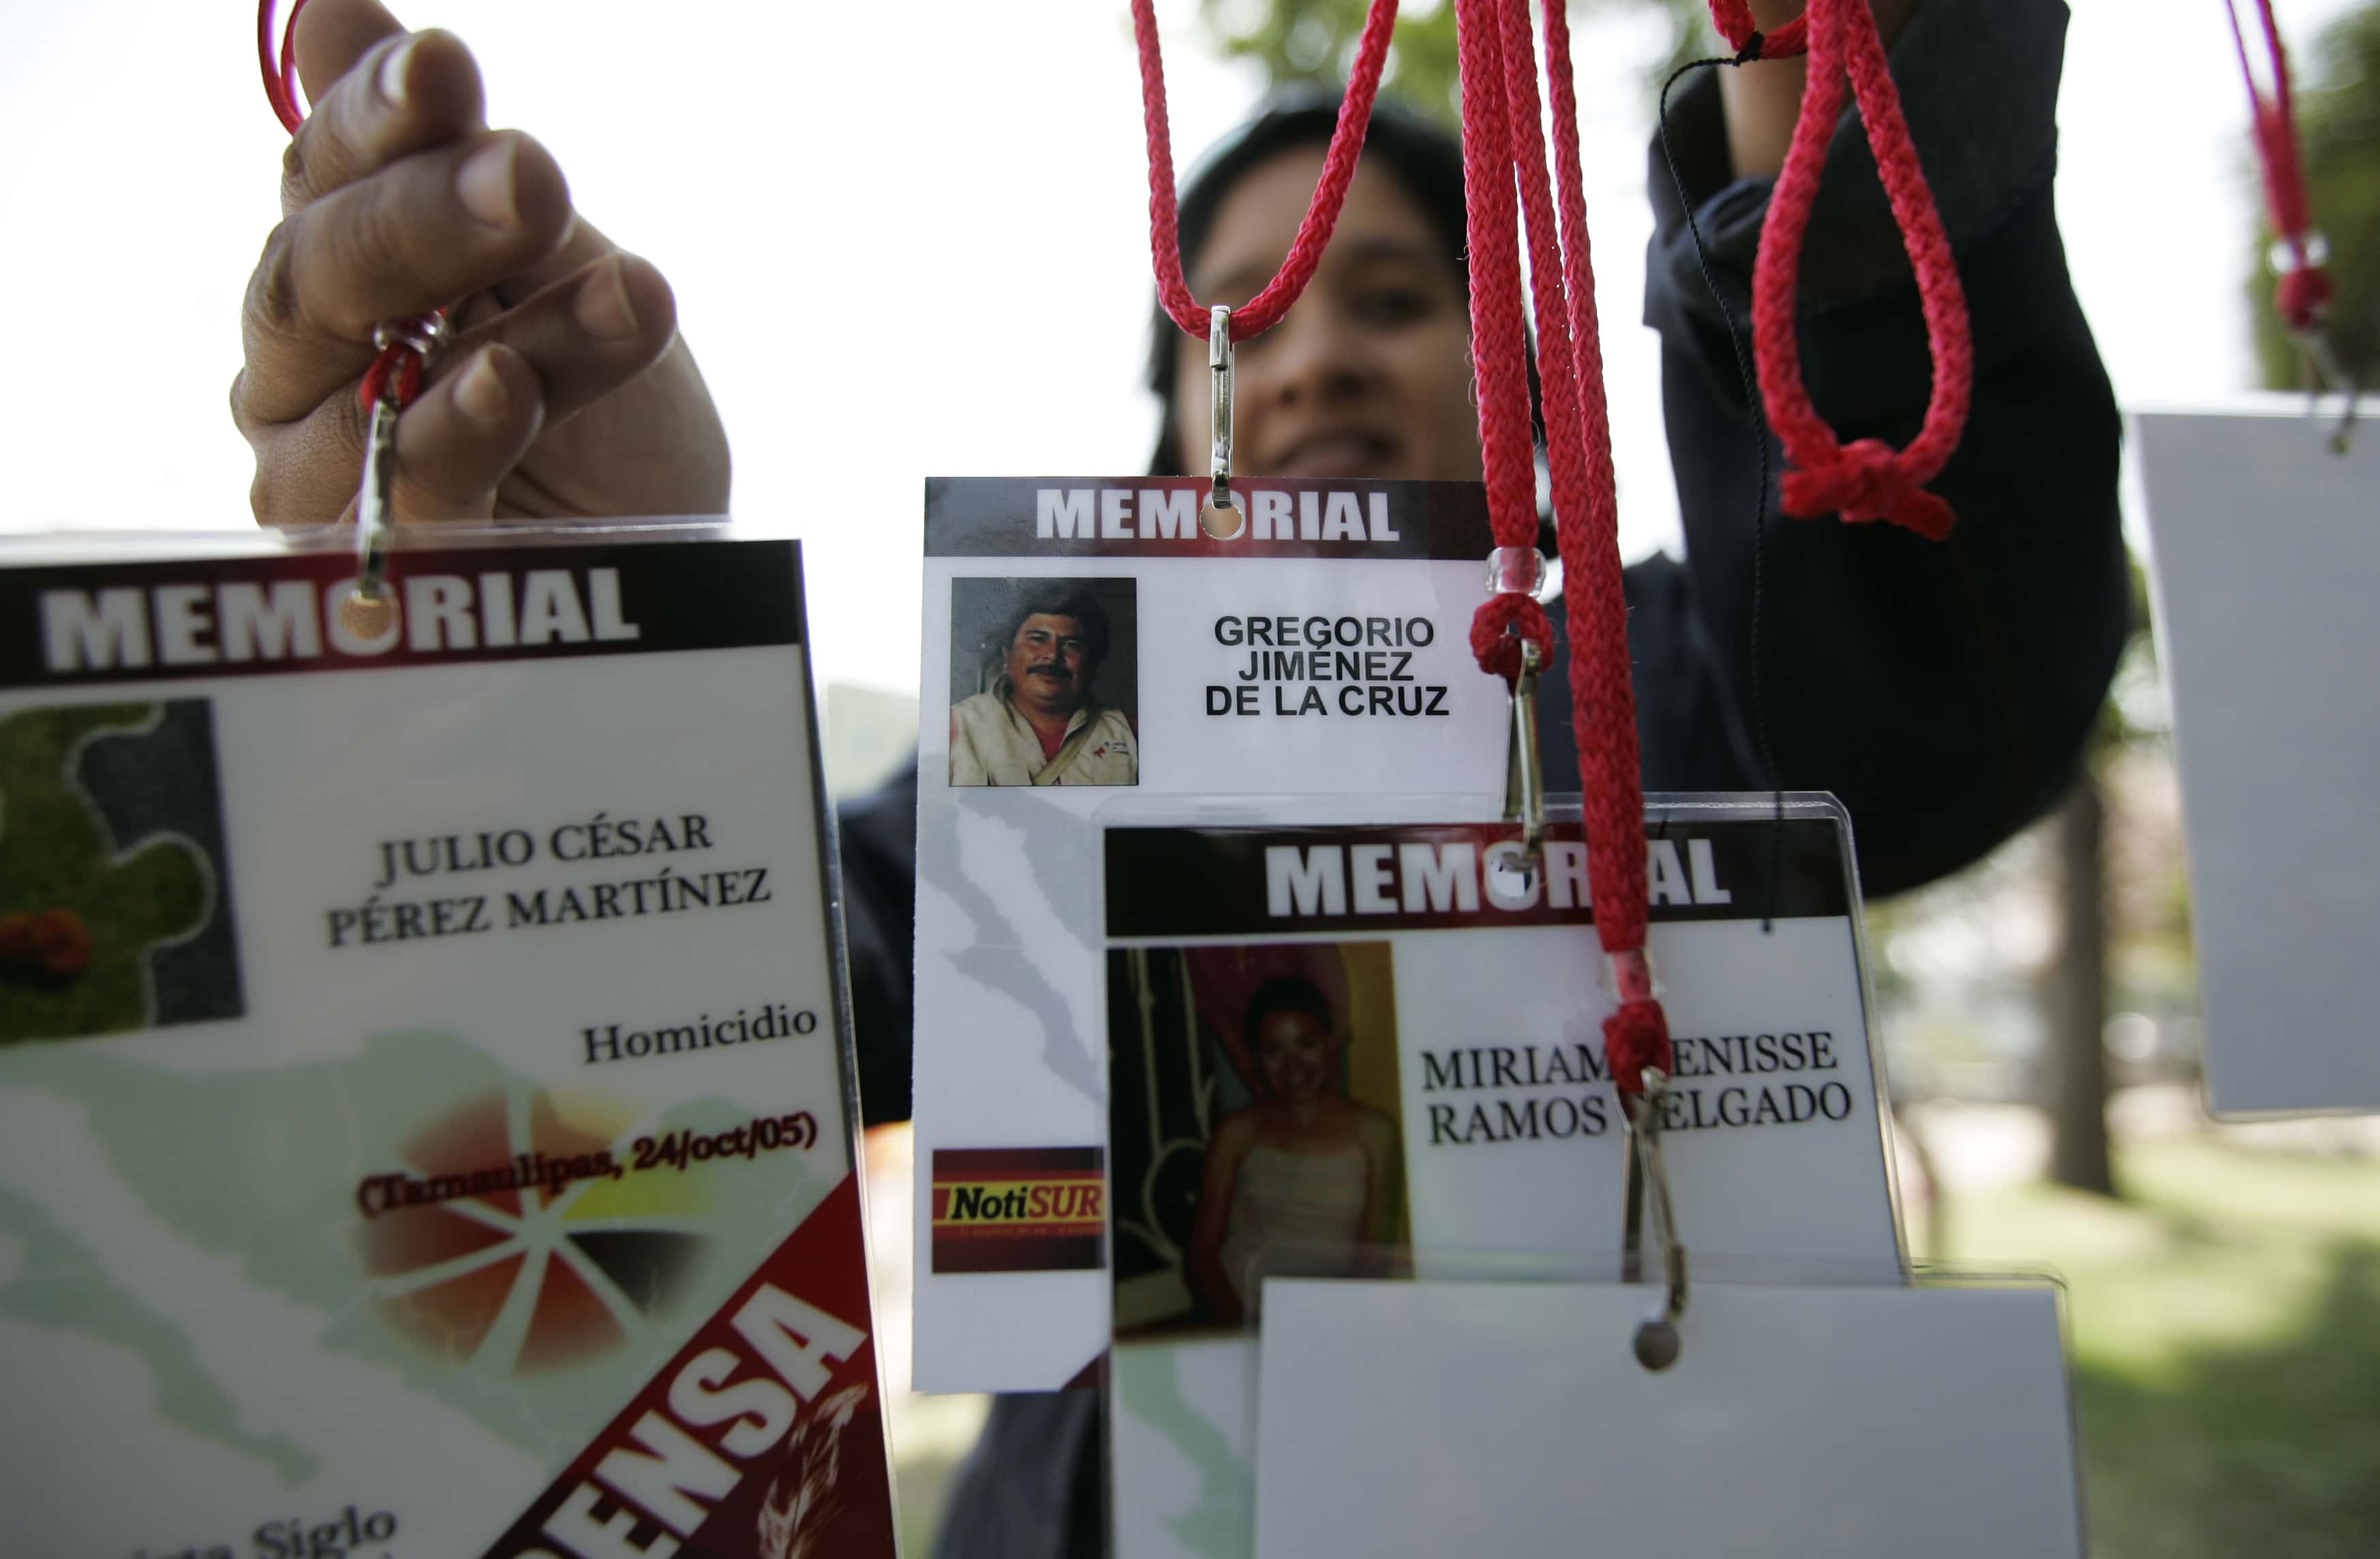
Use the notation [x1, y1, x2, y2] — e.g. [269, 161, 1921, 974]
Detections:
[0, 0, 2356, 695]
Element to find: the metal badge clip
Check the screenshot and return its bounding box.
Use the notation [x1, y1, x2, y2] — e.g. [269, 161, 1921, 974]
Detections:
[1209, 304, 1236, 512]
[2295, 325, 2362, 457]
[342, 397, 402, 641]
[1501, 638, 1546, 868]
[1621, 1067, 1690, 1371]
[354, 395, 399, 598]
[341, 313, 448, 640]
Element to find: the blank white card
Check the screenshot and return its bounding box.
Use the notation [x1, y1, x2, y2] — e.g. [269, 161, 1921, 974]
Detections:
[2137, 401, 2380, 1117]
[1253, 1278, 2084, 1559]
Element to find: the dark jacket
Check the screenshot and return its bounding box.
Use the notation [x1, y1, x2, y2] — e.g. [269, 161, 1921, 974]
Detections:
[840, 1, 2126, 1549]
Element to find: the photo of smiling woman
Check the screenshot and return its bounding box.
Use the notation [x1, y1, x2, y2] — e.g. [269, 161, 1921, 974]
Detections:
[1185, 970, 1403, 1326]
[947, 576, 1140, 787]
[1110, 940, 1405, 1340]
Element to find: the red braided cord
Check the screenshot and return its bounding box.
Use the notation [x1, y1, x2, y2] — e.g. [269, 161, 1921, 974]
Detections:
[1707, 0, 1808, 60]
[1748, 0, 1970, 540]
[1534, 0, 1668, 1080]
[1449, 0, 1669, 1087]
[2226, 0, 2334, 333]
[1538, 0, 1644, 951]
[1134, 0, 1399, 343]
[1500, 0, 1649, 966]
[260, 0, 433, 412]
[280, 7, 304, 129]
[260, 0, 305, 132]
[1452, 0, 1551, 684]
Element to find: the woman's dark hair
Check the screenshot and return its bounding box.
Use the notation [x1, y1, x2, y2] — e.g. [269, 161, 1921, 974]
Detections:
[1244, 974, 1337, 1044]
[1146, 91, 1474, 476]
[990, 585, 1112, 670]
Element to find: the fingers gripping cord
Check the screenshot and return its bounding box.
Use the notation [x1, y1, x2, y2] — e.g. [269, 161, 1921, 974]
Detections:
[1749, 0, 1972, 536]
[1707, 0, 1808, 60]
[258, 0, 441, 414]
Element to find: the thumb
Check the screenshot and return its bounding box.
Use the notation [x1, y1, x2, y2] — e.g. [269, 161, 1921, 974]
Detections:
[291, 0, 409, 106]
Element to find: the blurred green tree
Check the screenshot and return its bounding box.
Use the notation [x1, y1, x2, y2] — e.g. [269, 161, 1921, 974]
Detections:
[2248, 2, 2379, 392]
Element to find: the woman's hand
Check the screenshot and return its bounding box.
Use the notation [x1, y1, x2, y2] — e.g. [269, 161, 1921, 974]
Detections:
[1719, 0, 1918, 180]
[232, 0, 729, 526]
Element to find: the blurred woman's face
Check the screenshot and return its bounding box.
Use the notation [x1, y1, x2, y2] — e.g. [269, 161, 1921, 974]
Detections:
[1172, 146, 1481, 483]
[1253, 1008, 1333, 1101]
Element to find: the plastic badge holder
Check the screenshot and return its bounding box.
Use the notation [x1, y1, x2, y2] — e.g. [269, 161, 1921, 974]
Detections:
[0, 522, 898, 1556]
[1095, 792, 1909, 1559]
[910, 475, 1518, 1393]
[1247, 1256, 2086, 1559]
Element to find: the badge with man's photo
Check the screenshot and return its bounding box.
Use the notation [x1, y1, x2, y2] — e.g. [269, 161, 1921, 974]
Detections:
[911, 475, 1516, 1393]
[947, 576, 1140, 788]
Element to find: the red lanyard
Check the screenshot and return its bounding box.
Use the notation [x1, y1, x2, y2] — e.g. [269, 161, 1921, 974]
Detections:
[1452, 0, 1668, 1091]
[1750, 0, 1971, 539]
[258, 0, 305, 132]
[2224, 3, 2358, 449]
[2225, 0, 2331, 337]
[1132, 0, 1399, 342]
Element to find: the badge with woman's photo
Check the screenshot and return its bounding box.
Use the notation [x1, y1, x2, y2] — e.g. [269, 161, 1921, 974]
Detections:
[1098, 795, 1907, 1559]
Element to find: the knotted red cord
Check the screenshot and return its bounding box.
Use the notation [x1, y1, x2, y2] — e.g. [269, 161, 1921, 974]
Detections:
[1133, 0, 1399, 342]
[2225, 0, 2333, 334]
[259, 0, 438, 413]
[1748, 0, 1970, 538]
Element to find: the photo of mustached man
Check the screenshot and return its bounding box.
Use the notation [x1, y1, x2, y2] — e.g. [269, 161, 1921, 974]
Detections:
[948, 577, 1140, 787]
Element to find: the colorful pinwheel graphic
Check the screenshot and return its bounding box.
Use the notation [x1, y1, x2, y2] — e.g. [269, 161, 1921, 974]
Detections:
[359, 1086, 706, 1374]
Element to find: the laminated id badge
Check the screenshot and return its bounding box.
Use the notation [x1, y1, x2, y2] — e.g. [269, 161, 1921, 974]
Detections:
[911, 477, 1508, 1390]
[0, 527, 897, 1557]
[1101, 796, 1905, 1559]
[1251, 1269, 2084, 1559]
[2135, 400, 2380, 1116]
